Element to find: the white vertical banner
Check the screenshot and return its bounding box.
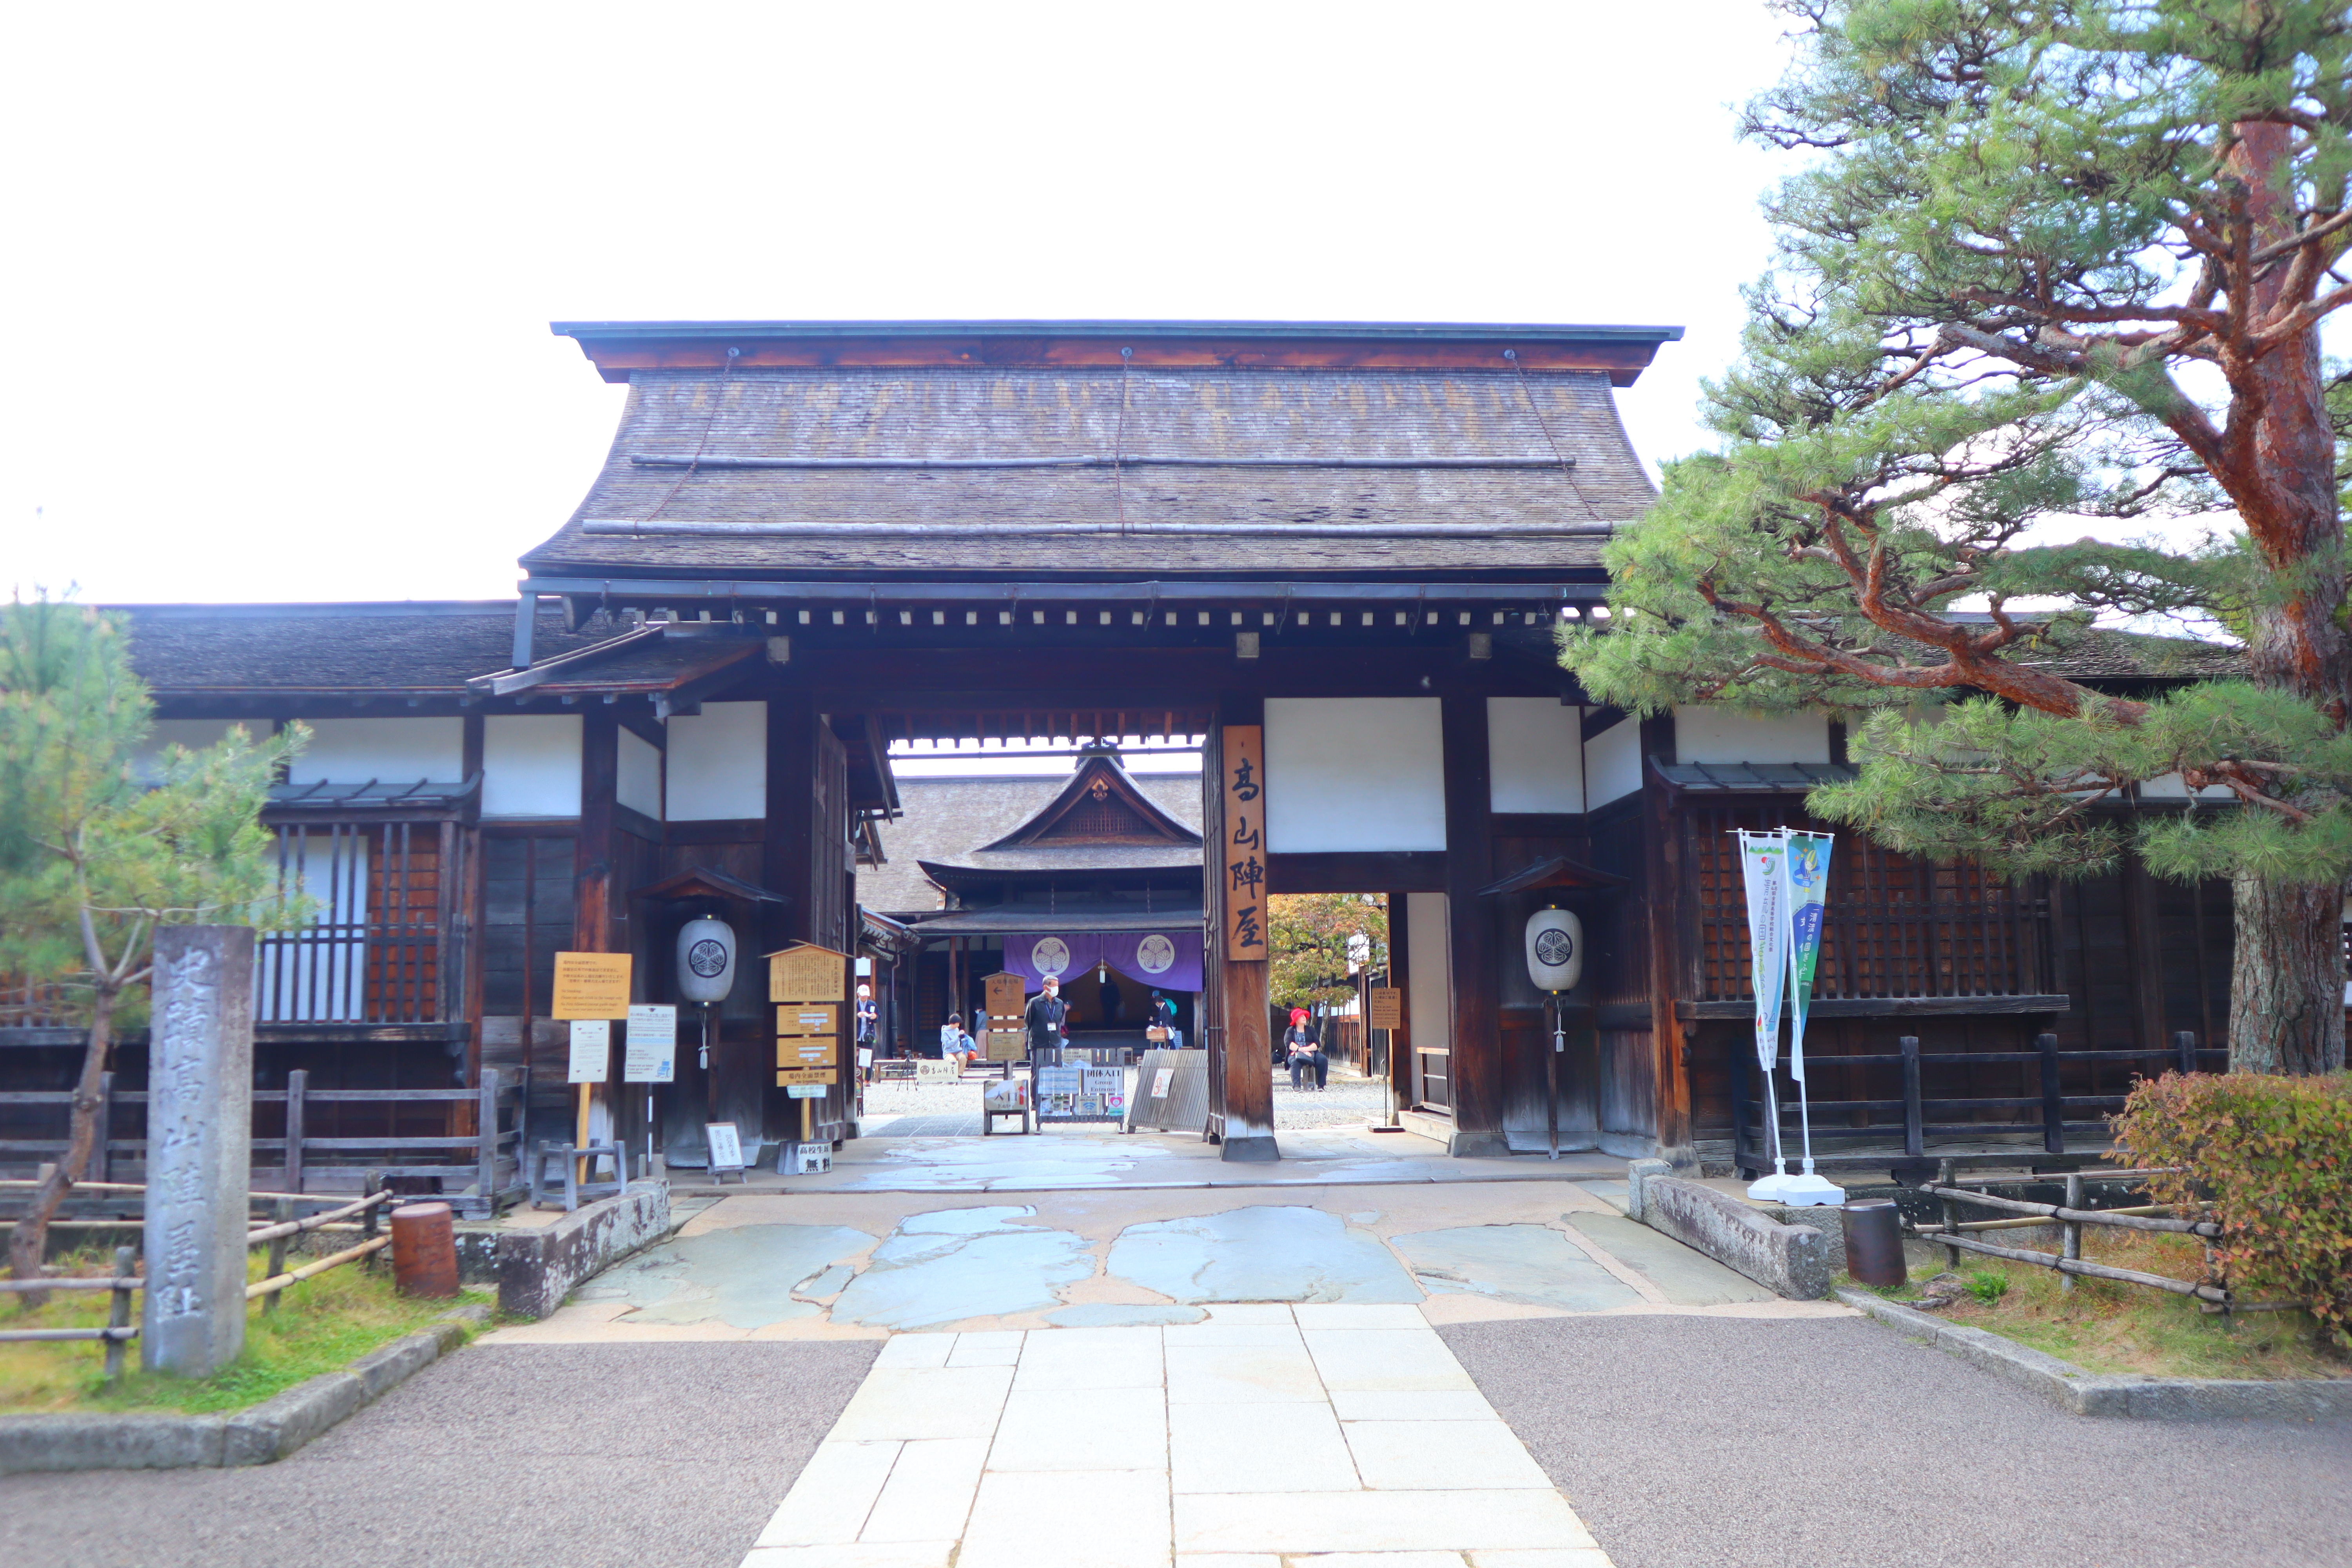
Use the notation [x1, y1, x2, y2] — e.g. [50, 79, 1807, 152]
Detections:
[1736, 830, 1789, 1074]
[1782, 831, 1834, 1084]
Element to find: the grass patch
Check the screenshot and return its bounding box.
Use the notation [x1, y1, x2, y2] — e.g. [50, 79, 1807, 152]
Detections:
[1884, 1228, 2346, 1381]
[2, 1244, 488, 1415]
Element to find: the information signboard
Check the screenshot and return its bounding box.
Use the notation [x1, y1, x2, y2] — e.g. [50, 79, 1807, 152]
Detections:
[1220, 726, 1268, 962]
[624, 1004, 677, 1083]
[566, 1019, 610, 1083]
[1367, 987, 1403, 1031]
[551, 953, 633, 1020]
[705, 1122, 745, 1176]
[767, 945, 848, 1004]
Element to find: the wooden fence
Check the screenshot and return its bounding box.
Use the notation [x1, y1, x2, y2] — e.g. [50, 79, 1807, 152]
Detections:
[1908, 1162, 2273, 1311]
[0, 1182, 399, 1385]
[0, 1070, 530, 1218]
[1732, 1030, 2226, 1178]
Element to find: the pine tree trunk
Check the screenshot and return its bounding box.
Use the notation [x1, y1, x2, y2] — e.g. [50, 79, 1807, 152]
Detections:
[6, 989, 115, 1299]
[2226, 875, 2346, 1076]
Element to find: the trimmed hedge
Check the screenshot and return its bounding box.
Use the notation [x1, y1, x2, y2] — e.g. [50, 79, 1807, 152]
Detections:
[2112, 1072, 2352, 1348]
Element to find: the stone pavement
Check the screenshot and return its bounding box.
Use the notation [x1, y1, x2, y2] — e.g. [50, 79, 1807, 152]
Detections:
[742, 1308, 1606, 1568]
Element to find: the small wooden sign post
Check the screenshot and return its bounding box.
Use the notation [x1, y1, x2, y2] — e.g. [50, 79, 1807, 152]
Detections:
[768, 943, 848, 1160]
[552, 952, 632, 1182]
[1367, 987, 1403, 1032]
[983, 971, 1027, 1069]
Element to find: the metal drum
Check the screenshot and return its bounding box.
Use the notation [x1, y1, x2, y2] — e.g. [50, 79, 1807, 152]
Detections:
[1841, 1198, 1906, 1289]
[390, 1201, 460, 1298]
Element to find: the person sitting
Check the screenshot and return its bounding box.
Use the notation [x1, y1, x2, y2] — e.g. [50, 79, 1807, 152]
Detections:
[1284, 1008, 1327, 1091]
[939, 1012, 975, 1072]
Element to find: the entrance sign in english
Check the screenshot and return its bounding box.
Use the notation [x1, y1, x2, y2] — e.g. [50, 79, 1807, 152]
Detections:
[624, 1004, 677, 1083]
[551, 952, 633, 1020]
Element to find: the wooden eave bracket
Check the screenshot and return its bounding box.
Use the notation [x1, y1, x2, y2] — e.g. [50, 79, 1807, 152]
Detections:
[467, 624, 667, 696]
[1475, 855, 1630, 897]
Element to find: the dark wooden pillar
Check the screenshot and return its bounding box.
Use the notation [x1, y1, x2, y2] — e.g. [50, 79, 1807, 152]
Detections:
[574, 708, 625, 1149]
[1386, 889, 1412, 1110]
[1639, 710, 1695, 1166]
[764, 693, 817, 953]
[1203, 695, 1276, 1160]
[1440, 691, 1504, 1156]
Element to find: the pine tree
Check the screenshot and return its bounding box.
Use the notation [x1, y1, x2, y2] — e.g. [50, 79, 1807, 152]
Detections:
[1564, 0, 2352, 1074]
[0, 596, 302, 1290]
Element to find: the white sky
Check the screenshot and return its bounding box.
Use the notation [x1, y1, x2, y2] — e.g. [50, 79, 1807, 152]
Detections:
[0, 0, 1793, 608]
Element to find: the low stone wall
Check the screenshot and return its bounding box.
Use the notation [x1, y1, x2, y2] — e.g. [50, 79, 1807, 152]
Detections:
[495, 1179, 674, 1320]
[1637, 1174, 1831, 1299]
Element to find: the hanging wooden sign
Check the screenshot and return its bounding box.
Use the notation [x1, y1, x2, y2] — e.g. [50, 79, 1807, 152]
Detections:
[767, 944, 848, 1004]
[551, 952, 633, 1020]
[777, 1067, 838, 1088]
[778, 1038, 835, 1069]
[776, 1004, 839, 1037]
[1367, 987, 1403, 1031]
[1221, 725, 1268, 962]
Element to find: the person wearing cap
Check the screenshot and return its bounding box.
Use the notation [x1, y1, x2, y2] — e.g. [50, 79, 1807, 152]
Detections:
[1284, 1007, 1326, 1091]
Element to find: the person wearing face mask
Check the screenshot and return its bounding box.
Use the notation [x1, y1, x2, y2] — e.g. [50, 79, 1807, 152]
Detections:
[1024, 973, 1069, 1064]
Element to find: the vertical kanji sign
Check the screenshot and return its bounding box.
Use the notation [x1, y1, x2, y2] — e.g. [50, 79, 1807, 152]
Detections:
[1222, 725, 1268, 961]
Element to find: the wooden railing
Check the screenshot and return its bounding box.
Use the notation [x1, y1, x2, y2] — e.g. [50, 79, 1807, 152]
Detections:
[0, 1071, 529, 1219]
[1731, 1031, 2227, 1177]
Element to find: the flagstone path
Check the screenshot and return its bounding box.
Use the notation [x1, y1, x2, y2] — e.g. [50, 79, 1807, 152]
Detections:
[740, 1308, 1610, 1568]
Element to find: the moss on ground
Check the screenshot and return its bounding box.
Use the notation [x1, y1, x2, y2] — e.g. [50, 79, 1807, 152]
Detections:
[1, 1245, 488, 1414]
[1865, 1228, 2345, 1381]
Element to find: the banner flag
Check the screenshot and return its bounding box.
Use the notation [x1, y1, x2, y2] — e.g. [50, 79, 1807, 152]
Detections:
[1782, 831, 1835, 1084]
[1735, 830, 1789, 1074]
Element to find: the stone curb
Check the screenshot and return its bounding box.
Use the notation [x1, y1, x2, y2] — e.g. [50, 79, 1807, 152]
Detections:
[0, 1302, 491, 1475]
[1834, 1286, 2352, 1420]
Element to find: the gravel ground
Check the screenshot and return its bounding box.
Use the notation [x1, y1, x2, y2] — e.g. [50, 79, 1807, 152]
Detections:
[861, 1065, 1390, 1132]
[1442, 1313, 2352, 1568]
[0, 1341, 877, 1568]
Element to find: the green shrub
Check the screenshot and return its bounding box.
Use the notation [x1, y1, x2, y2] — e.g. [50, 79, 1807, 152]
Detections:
[2112, 1072, 2352, 1349]
[1967, 1269, 2009, 1305]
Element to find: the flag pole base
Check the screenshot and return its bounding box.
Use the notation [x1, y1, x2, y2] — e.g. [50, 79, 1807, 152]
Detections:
[1746, 1170, 1797, 1201]
[1776, 1171, 1846, 1207]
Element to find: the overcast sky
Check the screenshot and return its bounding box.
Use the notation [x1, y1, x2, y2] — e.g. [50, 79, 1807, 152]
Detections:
[0, 2, 1794, 607]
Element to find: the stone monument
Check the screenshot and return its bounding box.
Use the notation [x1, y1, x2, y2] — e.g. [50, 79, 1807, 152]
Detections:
[141, 926, 256, 1377]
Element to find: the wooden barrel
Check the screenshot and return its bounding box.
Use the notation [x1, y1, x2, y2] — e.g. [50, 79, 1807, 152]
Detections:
[389, 1202, 460, 1298]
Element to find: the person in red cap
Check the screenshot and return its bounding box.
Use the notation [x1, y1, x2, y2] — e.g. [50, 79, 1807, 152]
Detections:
[1284, 1007, 1327, 1091]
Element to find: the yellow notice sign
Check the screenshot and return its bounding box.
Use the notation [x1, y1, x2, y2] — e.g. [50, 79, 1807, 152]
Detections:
[551, 952, 633, 1020]
[776, 1004, 839, 1037]
[778, 1038, 835, 1069]
[776, 1067, 838, 1087]
[1367, 987, 1403, 1031]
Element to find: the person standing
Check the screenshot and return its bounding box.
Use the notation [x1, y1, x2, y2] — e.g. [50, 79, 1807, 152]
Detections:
[1148, 989, 1181, 1050]
[1024, 973, 1069, 1064]
[855, 982, 878, 1081]
[1284, 1008, 1326, 1091]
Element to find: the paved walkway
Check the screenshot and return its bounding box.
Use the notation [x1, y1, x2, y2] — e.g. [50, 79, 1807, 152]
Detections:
[743, 1308, 1604, 1568]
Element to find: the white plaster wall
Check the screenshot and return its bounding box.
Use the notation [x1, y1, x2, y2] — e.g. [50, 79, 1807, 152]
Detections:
[133, 719, 240, 782]
[618, 728, 663, 819]
[2139, 772, 2235, 801]
[1673, 706, 1831, 764]
[1263, 697, 1446, 852]
[1487, 697, 1584, 814]
[1405, 891, 1451, 1055]
[666, 701, 767, 820]
[289, 717, 463, 784]
[1584, 718, 1643, 808]
[482, 715, 581, 818]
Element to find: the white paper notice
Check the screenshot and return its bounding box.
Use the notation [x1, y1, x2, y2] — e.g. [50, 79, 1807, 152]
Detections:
[1151, 1067, 1174, 1099]
[624, 1004, 677, 1083]
[706, 1122, 744, 1171]
[567, 1019, 610, 1083]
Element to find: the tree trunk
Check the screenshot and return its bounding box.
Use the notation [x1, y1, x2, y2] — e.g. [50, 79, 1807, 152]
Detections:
[7, 989, 114, 1299]
[2226, 874, 2346, 1075]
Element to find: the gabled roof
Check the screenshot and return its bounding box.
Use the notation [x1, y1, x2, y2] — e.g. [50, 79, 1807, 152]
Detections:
[981, 750, 1200, 849]
[523, 320, 1676, 584]
[853, 769, 1204, 915]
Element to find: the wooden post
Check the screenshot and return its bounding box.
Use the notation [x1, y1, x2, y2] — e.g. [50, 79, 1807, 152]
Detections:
[575, 709, 622, 1185]
[283, 1068, 307, 1196]
[103, 1245, 134, 1387]
[263, 1198, 292, 1317]
[2174, 1029, 2197, 1076]
[2037, 1031, 2064, 1155]
[1730, 1034, 1754, 1175]
[1937, 1157, 1961, 1271]
[1211, 710, 1276, 1160]
[1439, 692, 1501, 1156]
[2061, 1172, 2082, 1294]
[476, 1069, 499, 1215]
[1899, 1036, 1923, 1160]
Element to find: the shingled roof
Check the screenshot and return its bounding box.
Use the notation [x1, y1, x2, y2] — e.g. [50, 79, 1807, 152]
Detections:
[116, 603, 612, 697]
[523, 321, 1680, 583]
